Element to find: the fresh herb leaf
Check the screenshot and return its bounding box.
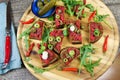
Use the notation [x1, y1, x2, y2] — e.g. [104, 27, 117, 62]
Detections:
[42, 27, 50, 43]
[82, 13, 87, 18]
[62, 0, 83, 16]
[27, 62, 59, 74]
[94, 14, 112, 29]
[79, 44, 93, 73]
[27, 63, 45, 73]
[33, 67, 45, 73]
[79, 44, 101, 76]
[63, 28, 68, 37]
[24, 34, 29, 50]
[18, 23, 35, 39]
[66, 4, 74, 16]
[76, 5, 85, 18]
[24, 57, 31, 62]
[48, 16, 54, 21]
[38, 44, 46, 54]
[86, 4, 94, 12]
[84, 58, 101, 76]
[94, 14, 109, 22]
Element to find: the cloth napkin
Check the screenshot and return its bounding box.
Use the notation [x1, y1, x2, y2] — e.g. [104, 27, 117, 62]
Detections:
[0, 2, 21, 74]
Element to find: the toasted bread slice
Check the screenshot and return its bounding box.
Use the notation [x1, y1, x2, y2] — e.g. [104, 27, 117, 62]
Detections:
[60, 47, 80, 65]
[29, 21, 44, 40]
[49, 30, 64, 54]
[89, 22, 103, 43]
[39, 49, 58, 67]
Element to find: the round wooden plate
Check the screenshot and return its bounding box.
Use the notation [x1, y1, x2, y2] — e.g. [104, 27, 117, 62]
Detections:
[17, 0, 119, 80]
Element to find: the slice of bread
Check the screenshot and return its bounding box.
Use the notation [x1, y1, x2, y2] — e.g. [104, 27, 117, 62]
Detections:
[29, 21, 44, 40]
[60, 47, 80, 65]
[89, 22, 103, 43]
[39, 49, 58, 67]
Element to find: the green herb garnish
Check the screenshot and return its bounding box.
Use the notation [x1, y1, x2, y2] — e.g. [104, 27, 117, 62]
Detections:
[94, 14, 109, 22]
[62, 0, 83, 16]
[94, 14, 112, 29]
[79, 44, 101, 76]
[24, 57, 31, 62]
[38, 44, 46, 54]
[48, 16, 54, 21]
[18, 22, 35, 39]
[24, 34, 29, 50]
[27, 63, 45, 73]
[85, 4, 94, 12]
[77, 5, 85, 19]
[84, 58, 101, 76]
[42, 27, 50, 43]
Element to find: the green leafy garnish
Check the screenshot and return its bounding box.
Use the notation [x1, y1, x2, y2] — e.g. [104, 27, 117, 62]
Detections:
[27, 63, 45, 73]
[24, 34, 29, 50]
[84, 58, 101, 76]
[24, 57, 31, 62]
[63, 25, 68, 36]
[38, 44, 46, 54]
[27, 61, 60, 74]
[18, 23, 35, 39]
[79, 44, 101, 76]
[77, 5, 85, 19]
[94, 14, 109, 22]
[48, 16, 54, 21]
[85, 4, 94, 12]
[94, 14, 112, 29]
[62, 0, 83, 16]
[42, 27, 50, 43]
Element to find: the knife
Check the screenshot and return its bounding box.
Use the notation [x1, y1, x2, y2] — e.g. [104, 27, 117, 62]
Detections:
[2, 0, 11, 69]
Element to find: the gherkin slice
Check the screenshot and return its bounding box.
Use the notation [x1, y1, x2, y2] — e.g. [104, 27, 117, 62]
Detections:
[38, 0, 56, 16]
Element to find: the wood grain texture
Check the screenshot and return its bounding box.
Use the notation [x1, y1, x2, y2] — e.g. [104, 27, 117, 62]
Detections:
[17, 0, 119, 80]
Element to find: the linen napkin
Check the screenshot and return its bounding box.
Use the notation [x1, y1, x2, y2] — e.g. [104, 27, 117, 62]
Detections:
[0, 2, 21, 74]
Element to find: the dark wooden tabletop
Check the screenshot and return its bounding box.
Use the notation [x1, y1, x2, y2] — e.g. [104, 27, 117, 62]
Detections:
[0, 0, 120, 80]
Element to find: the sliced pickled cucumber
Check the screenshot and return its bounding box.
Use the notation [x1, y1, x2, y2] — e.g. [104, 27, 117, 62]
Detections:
[37, 1, 44, 9]
[38, 0, 56, 16]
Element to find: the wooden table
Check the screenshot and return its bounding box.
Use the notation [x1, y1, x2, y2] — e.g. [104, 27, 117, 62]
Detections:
[0, 0, 120, 80]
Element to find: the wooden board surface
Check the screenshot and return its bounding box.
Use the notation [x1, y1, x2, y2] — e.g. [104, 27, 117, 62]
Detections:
[17, 0, 119, 80]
